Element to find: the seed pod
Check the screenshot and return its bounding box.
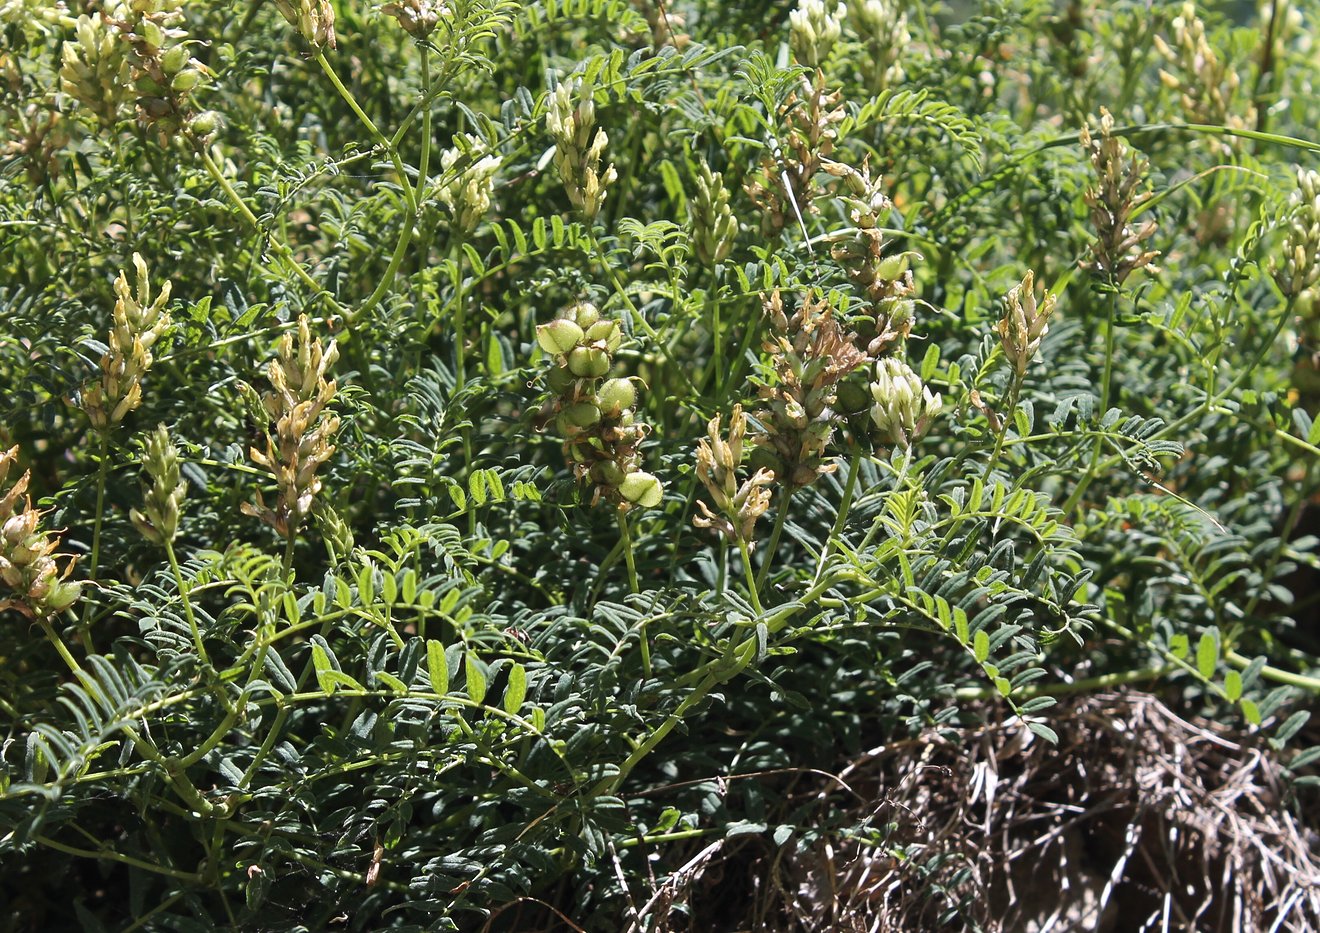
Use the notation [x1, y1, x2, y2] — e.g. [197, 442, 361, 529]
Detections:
[537, 318, 585, 356]
[619, 471, 664, 508]
[568, 346, 610, 378]
[596, 378, 636, 416]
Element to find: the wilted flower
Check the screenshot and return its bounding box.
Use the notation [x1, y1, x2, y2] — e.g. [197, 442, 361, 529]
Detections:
[0, 446, 82, 619]
[869, 357, 940, 447]
[1080, 110, 1160, 285]
[997, 270, 1057, 376]
[755, 292, 869, 488]
[273, 0, 336, 50]
[381, 0, 446, 38]
[241, 315, 340, 539]
[694, 405, 775, 545]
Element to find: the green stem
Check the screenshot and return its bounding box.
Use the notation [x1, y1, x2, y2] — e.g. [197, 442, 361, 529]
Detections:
[33, 834, 202, 882]
[39, 618, 86, 680]
[755, 488, 792, 594]
[314, 53, 416, 210]
[80, 434, 110, 653]
[1066, 284, 1120, 516]
[451, 231, 468, 391]
[982, 377, 1022, 481]
[736, 537, 764, 616]
[198, 149, 345, 319]
[618, 511, 640, 595]
[1225, 648, 1320, 693]
[813, 446, 863, 585]
[165, 539, 207, 665]
[589, 229, 662, 346]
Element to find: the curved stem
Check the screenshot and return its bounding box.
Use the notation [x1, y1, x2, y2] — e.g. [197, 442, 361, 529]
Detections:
[165, 539, 207, 665]
[80, 434, 110, 653]
[198, 149, 346, 319]
[755, 488, 792, 593]
[736, 537, 764, 616]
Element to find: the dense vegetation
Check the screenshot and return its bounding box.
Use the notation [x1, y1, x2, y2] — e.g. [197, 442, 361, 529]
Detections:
[2, 0, 1320, 928]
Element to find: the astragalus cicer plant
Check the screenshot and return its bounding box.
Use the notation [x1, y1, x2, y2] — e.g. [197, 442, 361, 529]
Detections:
[3, 0, 1320, 930]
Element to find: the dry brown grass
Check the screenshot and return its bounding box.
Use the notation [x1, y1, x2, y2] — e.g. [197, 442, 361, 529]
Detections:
[643, 691, 1320, 932]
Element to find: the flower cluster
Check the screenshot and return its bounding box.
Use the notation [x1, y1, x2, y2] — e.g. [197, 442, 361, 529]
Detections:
[1080, 110, 1160, 285]
[848, 0, 909, 93]
[82, 253, 173, 433]
[754, 292, 869, 489]
[1155, 3, 1253, 139]
[790, 0, 846, 69]
[689, 159, 737, 267]
[118, 0, 208, 141]
[60, 12, 132, 128]
[1274, 168, 1320, 301]
[997, 270, 1057, 376]
[0, 446, 81, 619]
[745, 79, 844, 239]
[60, 1, 208, 140]
[435, 135, 501, 235]
[546, 77, 617, 223]
[273, 0, 337, 50]
[694, 405, 775, 546]
[130, 424, 186, 546]
[537, 302, 663, 511]
[241, 315, 341, 540]
[381, 0, 447, 39]
[869, 357, 941, 448]
[822, 158, 919, 356]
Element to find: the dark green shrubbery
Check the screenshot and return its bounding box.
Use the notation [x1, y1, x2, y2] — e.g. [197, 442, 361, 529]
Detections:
[2, 0, 1319, 928]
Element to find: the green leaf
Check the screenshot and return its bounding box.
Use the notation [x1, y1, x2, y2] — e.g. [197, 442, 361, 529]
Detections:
[1027, 722, 1058, 744]
[1241, 700, 1262, 726]
[994, 677, 1012, 697]
[465, 653, 488, 705]
[375, 671, 409, 694]
[503, 663, 527, 714]
[311, 643, 333, 693]
[426, 639, 449, 694]
[1277, 710, 1311, 744]
[973, 629, 989, 663]
[1224, 670, 1242, 702]
[1196, 631, 1218, 680]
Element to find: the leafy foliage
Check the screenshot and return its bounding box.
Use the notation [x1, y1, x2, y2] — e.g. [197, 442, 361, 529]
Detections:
[2, 0, 1320, 929]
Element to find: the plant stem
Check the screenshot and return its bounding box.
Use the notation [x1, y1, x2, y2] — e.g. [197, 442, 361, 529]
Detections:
[982, 377, 1021, 481]
[80, 433, 110, 653]
[736, 537, 764, 616]
[618, 512, 650, 678]
[1066, 283, 1120, 516]
[165, 539, 207, 665]
[451, 231, 468, 391]
[755, 488, 792, 594]
[618, 511, 640, 595]
[588, 229, 661, 345]
[813, 446, 863, 585]
[198, 148, 345, 318]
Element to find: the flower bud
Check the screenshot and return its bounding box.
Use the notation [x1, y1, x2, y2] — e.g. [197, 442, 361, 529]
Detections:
[869, 357, 941, 447]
